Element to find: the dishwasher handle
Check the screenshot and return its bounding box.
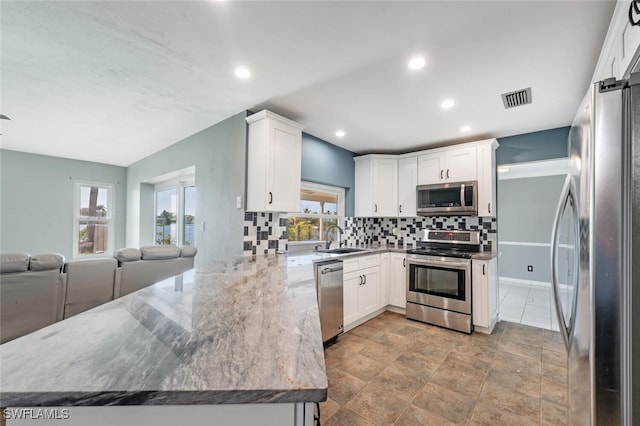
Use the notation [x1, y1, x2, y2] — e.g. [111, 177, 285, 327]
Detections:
[321, 265, 343, 274]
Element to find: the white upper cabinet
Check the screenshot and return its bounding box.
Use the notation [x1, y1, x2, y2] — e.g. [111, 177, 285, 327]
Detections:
[476, 139, 498, 217]
[592, 1, 640, 81]
[397, 156, 418, 217]
[354, 155, 398, 217]
[246, 110, 304, 212]
[354, 140, 497, 218]
[417, 146, 477, 185]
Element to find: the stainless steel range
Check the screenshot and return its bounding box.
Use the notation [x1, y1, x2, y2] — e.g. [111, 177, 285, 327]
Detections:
[406, 229, 481, 333]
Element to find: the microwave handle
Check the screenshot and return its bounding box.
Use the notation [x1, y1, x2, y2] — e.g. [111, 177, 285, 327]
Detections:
[460, 183, 466, 207]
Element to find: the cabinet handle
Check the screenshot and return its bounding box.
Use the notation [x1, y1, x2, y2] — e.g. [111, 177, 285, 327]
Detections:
[446, 169, 450, 179]
[403, 258, 406, 267]
[483, 264, 486, 275]
[399, 205, 402, 213]
[363, 274, 367, 285]
[488, 203, 491, 214]
[374, 204, 378, 213]
[359, 275, 363, 285]
[268, 192, 273, 205]
[440, 170, 444, 180]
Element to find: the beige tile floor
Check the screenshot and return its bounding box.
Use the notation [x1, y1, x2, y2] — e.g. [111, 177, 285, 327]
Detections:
[319, 312, 568, 426]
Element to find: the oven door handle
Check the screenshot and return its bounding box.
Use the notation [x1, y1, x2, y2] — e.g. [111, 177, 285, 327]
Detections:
[407, 259, 470, 269]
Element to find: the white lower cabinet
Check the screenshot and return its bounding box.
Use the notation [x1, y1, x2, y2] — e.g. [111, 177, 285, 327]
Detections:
[343, 255, 380, 328]
[472, 257, 498, 334]
[389, 253, 407, 308]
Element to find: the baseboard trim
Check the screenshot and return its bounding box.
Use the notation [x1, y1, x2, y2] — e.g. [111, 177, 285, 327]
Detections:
[499, 276, 551, 289]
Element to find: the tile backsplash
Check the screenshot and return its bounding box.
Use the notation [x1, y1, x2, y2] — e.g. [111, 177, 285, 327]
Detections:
[243, 213, 497, 256]
[342, 216, 497, 252]
[243, 212, 288, 256]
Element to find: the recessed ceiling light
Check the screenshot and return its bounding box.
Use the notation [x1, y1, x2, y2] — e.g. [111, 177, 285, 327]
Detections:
[335, 130, 346, 138]
[460, 125, 471, 133]
[440, 99, 455, 109]
[408, 55, 425, 70]
[234, 66, 251, 79]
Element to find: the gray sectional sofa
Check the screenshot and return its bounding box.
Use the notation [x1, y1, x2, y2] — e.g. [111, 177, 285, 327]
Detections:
[0, 245, 196, 344]
[0, 253, 66, 344]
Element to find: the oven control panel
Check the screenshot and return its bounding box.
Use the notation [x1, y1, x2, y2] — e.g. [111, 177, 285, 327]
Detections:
[422, 230, 480, 245]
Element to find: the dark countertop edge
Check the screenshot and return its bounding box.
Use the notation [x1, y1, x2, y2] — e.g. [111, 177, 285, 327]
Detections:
[0, 388, 328, 407]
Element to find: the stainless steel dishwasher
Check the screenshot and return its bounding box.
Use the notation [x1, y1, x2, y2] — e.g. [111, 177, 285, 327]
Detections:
[314, 260, 344, 344]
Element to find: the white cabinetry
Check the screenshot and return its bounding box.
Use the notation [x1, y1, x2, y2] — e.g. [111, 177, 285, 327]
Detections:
[388, 253, 407, 308]
[379, 253, 390, 308]
[397, 156, 418, 217]
[246, 110, 304, 212]
[476, 139, 498, 217]
[472, 257, 498, 334]
[354, 155, 398, 217]
[592, 1, 640, 81]
[343, 255, 380, 327]
[417, 146, 477, 185]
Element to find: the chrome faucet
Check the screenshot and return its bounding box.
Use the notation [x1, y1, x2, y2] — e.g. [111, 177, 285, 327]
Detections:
[324, 224, 344, 249]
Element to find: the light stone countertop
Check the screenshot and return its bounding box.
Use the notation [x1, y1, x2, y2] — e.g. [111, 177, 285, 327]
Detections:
[0, 255, 327, 407]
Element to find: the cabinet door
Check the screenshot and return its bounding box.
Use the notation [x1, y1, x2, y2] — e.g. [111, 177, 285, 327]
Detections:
[488, 257, 498, 322]
[372, 158, 398, 217]
[379, 253, 390, 309]
[358, 268, 379, 318]
[476, 143, 496, 217]
[343, 271, 361, 327]
[269, 122, 301, 212]
[445, 146, 477, 182]
[398, 157, 417, 217]
[389, 253, 407, 308]
[417, 152, 444, 185]
[472, 260, 489, 328]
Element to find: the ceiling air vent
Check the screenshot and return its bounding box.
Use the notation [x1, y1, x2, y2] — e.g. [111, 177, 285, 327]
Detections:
[501, 87, 532, 109]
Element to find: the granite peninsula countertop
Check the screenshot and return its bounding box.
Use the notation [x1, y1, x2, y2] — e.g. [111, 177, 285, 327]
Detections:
[0, 255, 328, 407]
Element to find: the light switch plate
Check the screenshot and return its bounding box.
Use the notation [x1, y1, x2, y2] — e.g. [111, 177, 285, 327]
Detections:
[236, 196, 243, 209]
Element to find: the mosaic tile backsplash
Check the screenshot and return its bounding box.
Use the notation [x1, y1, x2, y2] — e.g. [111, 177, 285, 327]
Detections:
[342, 216, 497, 252]
[243, 212, 289, 256]
[243, 213, 497, 256]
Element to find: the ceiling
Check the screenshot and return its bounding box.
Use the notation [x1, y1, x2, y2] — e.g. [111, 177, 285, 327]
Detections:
[1, 1, 615, 167]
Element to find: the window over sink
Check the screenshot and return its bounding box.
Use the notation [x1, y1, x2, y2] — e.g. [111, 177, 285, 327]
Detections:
[287, 182, 345, 244]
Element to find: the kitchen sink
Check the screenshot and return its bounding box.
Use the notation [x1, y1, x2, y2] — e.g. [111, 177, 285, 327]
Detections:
[315, 248, 367, 254]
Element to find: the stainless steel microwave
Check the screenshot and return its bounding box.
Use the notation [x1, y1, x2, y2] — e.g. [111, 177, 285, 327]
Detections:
[416, 181, 478, 216]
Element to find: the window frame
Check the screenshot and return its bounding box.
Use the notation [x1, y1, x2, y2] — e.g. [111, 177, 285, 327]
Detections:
[73, 181, 115, 259]
[154, 176, 196, 247]
[287, 181, 345, 244]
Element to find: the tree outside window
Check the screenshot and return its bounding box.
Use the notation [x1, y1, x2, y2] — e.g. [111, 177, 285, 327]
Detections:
[75, 183, 113, 257]
[287, 183, 343, 243]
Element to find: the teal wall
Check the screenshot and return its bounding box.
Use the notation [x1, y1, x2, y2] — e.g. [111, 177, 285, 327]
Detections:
[126, 111, 247, 265]
[496, 126, 569, 165]
[301, 133, 356, 216]
[0, 150, 126, 259]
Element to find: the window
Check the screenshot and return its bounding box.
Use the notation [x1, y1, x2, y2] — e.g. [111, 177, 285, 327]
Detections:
[74, 182, 114, 257]
[287, 182, 345, 243]
[155, 178, 195, 246]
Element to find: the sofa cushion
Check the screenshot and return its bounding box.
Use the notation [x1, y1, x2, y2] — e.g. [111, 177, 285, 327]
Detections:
[29, 253, 65, 271]
[113, 248, 142, 262]
[140, 245, 181, 260]
[1, 252, 31, 273]
[180, 246, 197, 258]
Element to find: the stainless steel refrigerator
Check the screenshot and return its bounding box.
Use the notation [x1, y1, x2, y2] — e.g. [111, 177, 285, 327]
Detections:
[550, 72, 639, 425]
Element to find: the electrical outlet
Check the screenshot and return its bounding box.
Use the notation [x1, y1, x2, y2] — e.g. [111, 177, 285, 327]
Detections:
[527, 265, 533, 272]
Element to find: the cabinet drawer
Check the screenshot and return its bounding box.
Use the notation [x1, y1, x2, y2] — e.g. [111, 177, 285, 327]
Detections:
[343, 254, 379, 273]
